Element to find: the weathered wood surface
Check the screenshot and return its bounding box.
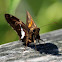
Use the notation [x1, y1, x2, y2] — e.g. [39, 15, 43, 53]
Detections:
[0, 29, 62, 62]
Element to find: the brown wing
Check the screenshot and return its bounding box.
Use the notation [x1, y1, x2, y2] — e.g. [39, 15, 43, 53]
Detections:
[5, 14, 29, 38]
[26, 11, 37, 29]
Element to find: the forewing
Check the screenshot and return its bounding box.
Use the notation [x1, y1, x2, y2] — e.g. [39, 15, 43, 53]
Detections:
[26, 11, 37, 29]
[5, 14, 27, 38]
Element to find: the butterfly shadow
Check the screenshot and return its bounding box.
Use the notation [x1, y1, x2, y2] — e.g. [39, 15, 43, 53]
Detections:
[26, 42, 62, 56]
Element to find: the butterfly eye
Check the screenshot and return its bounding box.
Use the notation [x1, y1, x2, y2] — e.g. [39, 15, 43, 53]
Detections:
[39, 28, 40, 31]
[33, 29, 35, 32]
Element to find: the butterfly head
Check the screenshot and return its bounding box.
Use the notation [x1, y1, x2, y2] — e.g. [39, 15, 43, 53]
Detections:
[32, 28, 40, 39]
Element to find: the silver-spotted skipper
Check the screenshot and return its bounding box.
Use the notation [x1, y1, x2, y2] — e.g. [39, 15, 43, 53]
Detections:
[5, 11, 44, 48]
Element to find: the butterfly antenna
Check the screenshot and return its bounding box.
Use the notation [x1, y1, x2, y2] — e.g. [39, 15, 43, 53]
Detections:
[39, 21, 57, 28]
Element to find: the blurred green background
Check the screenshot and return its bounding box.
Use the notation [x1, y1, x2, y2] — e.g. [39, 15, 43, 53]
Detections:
[0, 0, 62, 45]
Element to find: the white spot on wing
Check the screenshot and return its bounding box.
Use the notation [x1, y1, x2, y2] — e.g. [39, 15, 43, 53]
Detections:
[20, 25, 25, 39]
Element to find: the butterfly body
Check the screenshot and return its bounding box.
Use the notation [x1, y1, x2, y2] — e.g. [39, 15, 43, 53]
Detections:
[5, 11, 42, 47]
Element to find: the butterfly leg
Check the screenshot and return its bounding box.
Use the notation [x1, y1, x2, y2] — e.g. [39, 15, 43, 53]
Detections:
[40, 39, 45, 44]
[24, 35, 29, 51]
[19, 37, 21, 40]
[24, 42, 27, 51]
[37, 39, 40, 45]
[34, 40, 37, 50]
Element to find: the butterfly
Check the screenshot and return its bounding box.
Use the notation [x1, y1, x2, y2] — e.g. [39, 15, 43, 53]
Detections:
[5, 11, 44, 49]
